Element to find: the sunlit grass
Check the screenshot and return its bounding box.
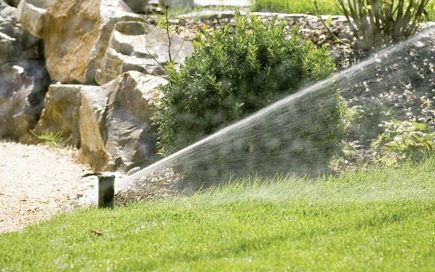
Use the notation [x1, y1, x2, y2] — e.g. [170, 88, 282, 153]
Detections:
[0, 157, 434, 271]
[252, 0, 341, 15]
[251, 0, 435, 21]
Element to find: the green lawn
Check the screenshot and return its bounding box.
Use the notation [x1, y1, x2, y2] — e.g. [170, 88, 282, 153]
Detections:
[251, 0, 435, 21]
[252, 0, 341, 15]
[0, 157, 434, 271]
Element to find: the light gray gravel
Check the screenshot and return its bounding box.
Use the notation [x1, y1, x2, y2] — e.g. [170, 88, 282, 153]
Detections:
[0, 141, 95, 233]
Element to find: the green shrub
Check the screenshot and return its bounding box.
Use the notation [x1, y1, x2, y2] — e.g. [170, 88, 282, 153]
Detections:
[337, 0, 431, 50]
[154, 13, 336, 155]
[372, 120, 435, 164]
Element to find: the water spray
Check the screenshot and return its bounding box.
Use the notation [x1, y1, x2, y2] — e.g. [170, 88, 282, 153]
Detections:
[117, 26, 434, 195]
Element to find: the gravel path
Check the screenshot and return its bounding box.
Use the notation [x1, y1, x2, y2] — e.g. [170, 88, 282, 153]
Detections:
[0, 141, 95, 233]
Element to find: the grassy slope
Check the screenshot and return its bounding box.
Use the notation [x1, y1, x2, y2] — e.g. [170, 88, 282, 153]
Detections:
[251, 0, 435, 21]
[0, 158, 434, 271]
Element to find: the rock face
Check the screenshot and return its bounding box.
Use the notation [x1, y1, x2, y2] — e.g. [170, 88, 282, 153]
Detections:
[42, 0, 141, 83]
[41, 0, 192, 84]
[95, 20, 192, 85]
[33, 84, 88, 147]
[159, 0, 194, 10]
[0, 1, 41, 62]
[80, 71, 167, 171]
[78, 83, 113, 170]
[0, 1, 50, 140]
[16, 0, 54, 38]
[1, 0, 190, 171]
[35, 71, 168, 171]
[194, 0, 249, 6]
[103, 71, 166, 170]
[0, 62, 50, 140]
[4, 0, 19, 7]
[122, 0, 148, 13]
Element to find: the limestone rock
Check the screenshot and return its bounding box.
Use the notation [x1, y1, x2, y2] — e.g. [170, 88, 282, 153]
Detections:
[159, 0, 194, 10]
[0, 1, 50, 140]
[122, 0, 148, 14]
[4, 0, 19, 7]
[95, 21, 192, 85]
[103, 71, 167, 170]
[42, 0, 141, 83]
[42, 0, 192, 84]
[0, 1, 41, 63]
[16, 0, 54, 38]
[36, 72, 167, 172]
[80, 71, 167, 171]
[78, 83, 113, 171]
[194, 0, 249, 6]
[0, 61, 50, 140]
[33, 84, 87, 147]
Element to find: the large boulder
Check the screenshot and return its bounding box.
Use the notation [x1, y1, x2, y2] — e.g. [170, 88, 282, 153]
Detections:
[0, 61, 50, 140]
[80, 71, 167, 171]
[78, 83, 113, 170]
[42, 0, 141, 83]
[0, 1, 50, 140]
[103, 71, 166, 170]
[35, 71, 168, 172]
[4, 0, 19, 7]
[32, 84, 90, 147]
[95, 20, 192, 85]
[0, 1, 41, 62]
[16, 0, 54, 38]
[159, 0, 194, 10]
[122, 0, 148, 14]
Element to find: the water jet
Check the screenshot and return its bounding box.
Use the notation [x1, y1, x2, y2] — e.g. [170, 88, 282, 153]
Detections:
[117, 26, 435, 196]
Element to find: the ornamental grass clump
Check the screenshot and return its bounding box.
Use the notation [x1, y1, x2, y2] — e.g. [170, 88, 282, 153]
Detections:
[337, 0, 430, 50]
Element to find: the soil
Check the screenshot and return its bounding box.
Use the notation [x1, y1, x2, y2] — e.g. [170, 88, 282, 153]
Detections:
[0, 141, 95, 233]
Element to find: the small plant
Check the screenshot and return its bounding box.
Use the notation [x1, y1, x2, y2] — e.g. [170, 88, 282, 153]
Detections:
[372, 120, 435, 164]
[346, 104, 393, 141]
[29, 130, 70, 148]
[152, 5, 185, 67]
[337, 0, 430, 50]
